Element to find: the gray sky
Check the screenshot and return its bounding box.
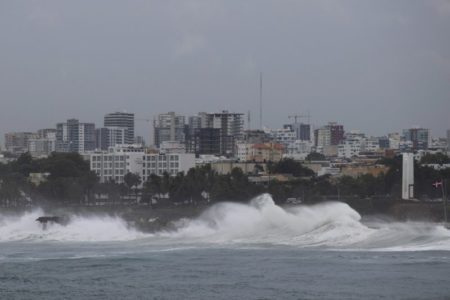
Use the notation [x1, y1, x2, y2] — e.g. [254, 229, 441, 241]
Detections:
[1, 0, 450, 144]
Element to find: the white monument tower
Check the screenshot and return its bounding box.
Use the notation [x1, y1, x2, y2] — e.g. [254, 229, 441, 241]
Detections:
[402, 153, 414, 200]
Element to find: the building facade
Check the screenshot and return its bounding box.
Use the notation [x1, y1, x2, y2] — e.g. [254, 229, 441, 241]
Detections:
[203, 111, 244, 156]
[90, 145, 196, 184]
[154, 112, 186, 147]
[56, 119, 96, 153]
[402, 127, 431, 150]
[142, 153, 195, 180]
[284, 123, 311, 141]
[90, 145, 145, 184]
[4, 132, 38, 155]
[314, 122, 345, 148]
[104, 112, 135, 144]
[266, 128, 296, 149]
[236, 142, 283, 162]
[188, 128, 221, 155]
[95, 127, 126, 150]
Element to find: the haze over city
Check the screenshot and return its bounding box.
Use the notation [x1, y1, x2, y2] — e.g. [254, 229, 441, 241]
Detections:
[1, 0, 450, 144]
[2, 2, 450, 300]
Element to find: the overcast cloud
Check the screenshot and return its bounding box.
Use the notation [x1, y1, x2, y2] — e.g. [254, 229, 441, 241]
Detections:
[1, 0, 449, 144]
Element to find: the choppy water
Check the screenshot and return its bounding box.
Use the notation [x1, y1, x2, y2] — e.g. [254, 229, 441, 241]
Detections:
[1, 194, 450, 299]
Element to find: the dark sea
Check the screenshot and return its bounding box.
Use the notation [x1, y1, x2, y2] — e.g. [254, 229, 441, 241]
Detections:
[1, 195, 450, 300]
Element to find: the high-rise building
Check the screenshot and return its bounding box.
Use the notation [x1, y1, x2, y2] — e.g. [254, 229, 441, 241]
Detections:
[37, 128, 57, 139]
[329, 122, 345, 145]
[203, 111, 244, 156]
[402, 127, 431, 150]
[314, 128, 331, 148]
[284, 123, 311, 141]
[56, 119, 96, 153]
[95, 127, 126, 150]
[134, 136, 146, 146]
[266, 128, 295, 149]
[104, 112, 135, 144]
[185, 111, 244, 156]
[4, 132, 38, 155]
[153, 112, 186, 147]
[314, 122, 344, 147]
[190, 128, 221, 155]
[28, 128, 57, 157]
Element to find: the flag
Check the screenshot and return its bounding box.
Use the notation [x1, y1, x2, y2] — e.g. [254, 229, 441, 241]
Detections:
[432, 181, 443, 188]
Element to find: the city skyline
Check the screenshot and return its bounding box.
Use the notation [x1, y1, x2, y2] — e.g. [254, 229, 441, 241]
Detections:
[2, 109, 449, 152]
[1, 1, 450, 143]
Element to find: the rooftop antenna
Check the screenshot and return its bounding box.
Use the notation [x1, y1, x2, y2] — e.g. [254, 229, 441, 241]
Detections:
[247, 110, 251, 130]
[259, 72, 263, 129]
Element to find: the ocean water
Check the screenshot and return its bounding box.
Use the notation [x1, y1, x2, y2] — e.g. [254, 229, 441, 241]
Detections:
[1, 194, 450, 300]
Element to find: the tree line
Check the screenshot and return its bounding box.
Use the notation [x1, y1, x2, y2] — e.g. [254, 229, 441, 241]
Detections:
[0, 152, 449, 208]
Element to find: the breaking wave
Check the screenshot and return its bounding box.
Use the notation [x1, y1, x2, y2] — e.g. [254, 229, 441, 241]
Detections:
[161, 194, 450, 251]
[0, 209, 145, 242]
[1, 194, 449, 251]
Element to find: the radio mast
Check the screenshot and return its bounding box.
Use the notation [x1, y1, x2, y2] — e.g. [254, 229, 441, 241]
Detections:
[259, 72, 263, 129]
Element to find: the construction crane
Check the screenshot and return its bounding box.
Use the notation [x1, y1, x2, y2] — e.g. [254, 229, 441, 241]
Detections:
[288, 113, 311, 124]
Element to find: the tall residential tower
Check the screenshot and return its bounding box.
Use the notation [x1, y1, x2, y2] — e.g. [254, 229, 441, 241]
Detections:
[104, 112, 135, 145]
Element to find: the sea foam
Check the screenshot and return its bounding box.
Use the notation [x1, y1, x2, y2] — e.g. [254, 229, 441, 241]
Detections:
[1, 194, 450, 251]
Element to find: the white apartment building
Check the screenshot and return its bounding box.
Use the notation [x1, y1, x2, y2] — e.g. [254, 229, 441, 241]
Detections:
[90, 144, 196, 184]
[337, 132, 380, 159]
[338, 139, 363, 158]
[142, 153, 195, 181]
[90, 145, 145, 184]
[265, 128, 296, 149]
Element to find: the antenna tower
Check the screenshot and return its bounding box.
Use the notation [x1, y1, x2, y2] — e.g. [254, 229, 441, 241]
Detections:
[259, 72, 263, 129]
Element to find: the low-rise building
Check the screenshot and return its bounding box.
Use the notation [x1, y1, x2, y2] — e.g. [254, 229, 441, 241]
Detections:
[340, 165, 389, 178]
[160, 141, 186, 154]
[285, 140, 314, 160]
[236, 143, 284, 162]
[210, 161, 267, 175]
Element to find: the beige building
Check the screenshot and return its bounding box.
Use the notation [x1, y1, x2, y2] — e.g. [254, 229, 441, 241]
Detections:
[236, 143, 284, 162]
[340, 165, 389, 178]
[210, 161, 267, 175]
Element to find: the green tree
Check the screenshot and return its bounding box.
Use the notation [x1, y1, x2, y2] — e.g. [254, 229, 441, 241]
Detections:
[420, 153, 450, 165]
[270, 158, 314, 177]
[306, 152, 326, 161]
